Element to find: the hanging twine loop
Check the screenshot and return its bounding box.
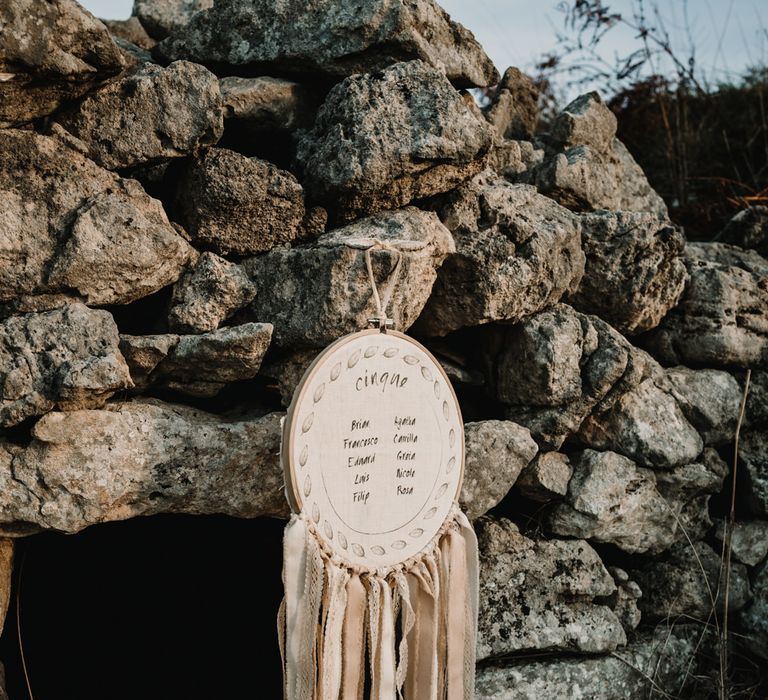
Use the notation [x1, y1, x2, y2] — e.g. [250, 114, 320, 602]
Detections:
[342, 237, 427, 332]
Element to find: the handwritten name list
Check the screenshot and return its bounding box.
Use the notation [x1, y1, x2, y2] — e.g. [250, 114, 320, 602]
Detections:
[342, 414, 419, 507]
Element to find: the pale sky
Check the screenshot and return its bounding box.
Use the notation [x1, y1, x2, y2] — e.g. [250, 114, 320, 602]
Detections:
[84, 0, 768, 98]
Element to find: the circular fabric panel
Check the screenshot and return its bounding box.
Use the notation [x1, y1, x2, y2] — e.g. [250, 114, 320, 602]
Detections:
[282, 329, 464, 570]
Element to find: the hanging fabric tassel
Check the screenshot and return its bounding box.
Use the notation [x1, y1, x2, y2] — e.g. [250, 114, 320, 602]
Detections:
[280, 507, 478, 700]
[279, 323, 477, 699]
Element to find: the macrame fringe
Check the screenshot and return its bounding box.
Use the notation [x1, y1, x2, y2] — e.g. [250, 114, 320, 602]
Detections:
[279, 506, 478, 700]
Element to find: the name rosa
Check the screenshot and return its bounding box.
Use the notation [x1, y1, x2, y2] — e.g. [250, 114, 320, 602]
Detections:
[354, 369, 408, 392]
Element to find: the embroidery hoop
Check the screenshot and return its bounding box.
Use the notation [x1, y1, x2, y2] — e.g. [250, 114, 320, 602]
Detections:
[281, 327, 465, 574]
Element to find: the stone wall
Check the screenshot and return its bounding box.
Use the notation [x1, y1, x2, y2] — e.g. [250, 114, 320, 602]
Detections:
[1, 0, 767, 696]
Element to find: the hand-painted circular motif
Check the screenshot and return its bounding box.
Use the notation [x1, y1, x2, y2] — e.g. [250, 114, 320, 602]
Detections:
[282, 329, 464, 569]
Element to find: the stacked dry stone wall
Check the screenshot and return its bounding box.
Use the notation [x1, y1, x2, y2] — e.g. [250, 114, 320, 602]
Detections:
[1, 0, 767, 696]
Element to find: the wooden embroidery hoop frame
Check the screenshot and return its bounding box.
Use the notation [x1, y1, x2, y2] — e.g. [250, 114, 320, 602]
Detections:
[281, 327, 465, 570]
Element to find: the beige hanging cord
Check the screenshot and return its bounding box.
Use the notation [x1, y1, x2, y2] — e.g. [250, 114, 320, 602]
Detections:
[342, 238, 427, 329]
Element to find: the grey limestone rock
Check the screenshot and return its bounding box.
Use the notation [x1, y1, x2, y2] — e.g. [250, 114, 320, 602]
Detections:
[239, 207, 454, 348]
[103, 16, 157, 50]
[570, 210, 686, 335]
[0, 0, 124, 127]
[653, 448, 727, 542]
[0, 304, 132, 427]
[664, 367, 742, 445]
[644, 242, 768, 369]
[476, 516, 625, 660]
[742, 431, 768, 517]
[603, 567, 642, 633]
[516, 452, 572, 502]
[579, 374, 703, 468]
[133, 0, 213, 40]
[487, 138, 545, 180]
[485, 304, 652, 450]
[0, 130, 194, 308]
[46, 188, 197, 306]
[459, 420, 538, 520]
[718, 205, 768, 258]
[740, 558, 768, 659]
[155, 0, 498, 88]
[550, 448, 723, 553]
[175, 148, 323, 256]
[55, 60, 223, 170]
[550, 92, 617, 156]
[0, 400, 287, 536]
[414, 172, 585, 337]
[745, 370, 768, 428]
[548, 450, 677, 554]
[168, 252, 257, 334]
[714, 520, 768, 567]
[120, 323, 273, 397]
[505, 92, 663, 218]
[484, 67, 539, 140]
[295, 60, 493, 222]
[528, 139, 668, 218]
[220, 76, 319, 134]
[632, 541, 752, 621]
[476, 625, 703, 700]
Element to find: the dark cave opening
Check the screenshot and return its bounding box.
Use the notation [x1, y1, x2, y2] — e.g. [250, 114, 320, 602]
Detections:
[0, 515, 286, 700]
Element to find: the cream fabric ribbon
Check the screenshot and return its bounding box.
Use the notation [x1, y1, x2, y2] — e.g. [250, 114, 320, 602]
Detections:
[281, 509, 478, 700]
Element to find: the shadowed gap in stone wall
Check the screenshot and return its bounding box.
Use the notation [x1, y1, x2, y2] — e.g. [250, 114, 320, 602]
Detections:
[0, 515, 285, 700]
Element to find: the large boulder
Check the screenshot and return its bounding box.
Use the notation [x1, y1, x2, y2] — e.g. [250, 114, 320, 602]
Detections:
[0, 0, 124, 127]
[0, 304, 132, 427]
[548, 450, 676, 554]
[476, 516, 625, 660]
[167, 252, 256, 334]
[549, 448, 724, 554]
[133, 0, 213, 40]
[119, 323, 273, 397]
[644, 243, 768, 368]
[295, 60, 493, 221]
[0, 130, 194, 309]
[460, 420, 538, 520]
[484, 305, 653, 450]
[476, 625, 704, 700]
[413, 172, 585, 337]
[578, 375, 703, 468]
[239, 207, 454, 348]
[0, 400, 287, 536]
[174, 148, 324, 256]
[632, 541, 752, 621]
[55, 60, 223, 170]
[570, 211, 686, 335]
[154, 0, 498, 87]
